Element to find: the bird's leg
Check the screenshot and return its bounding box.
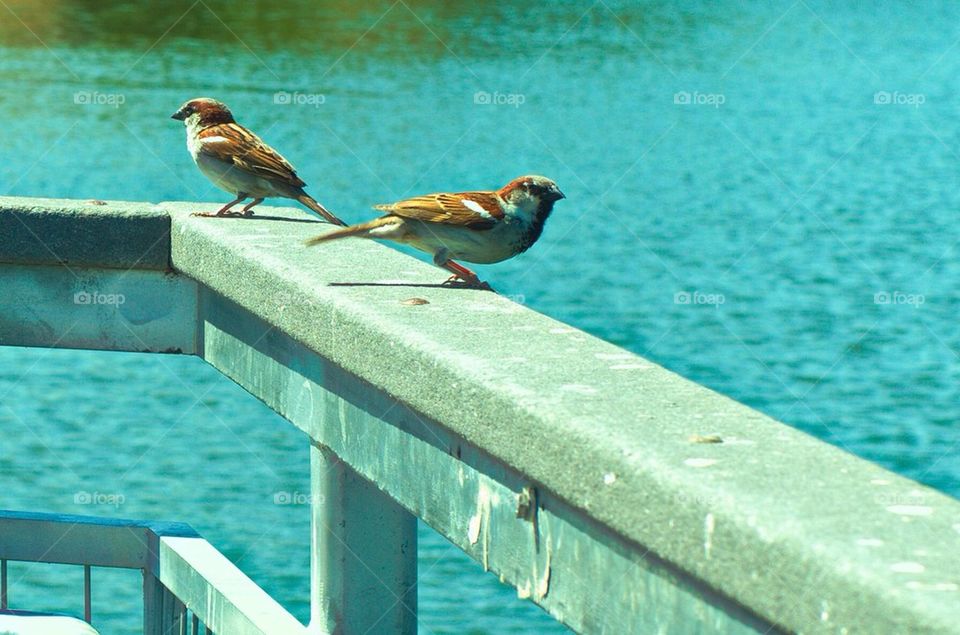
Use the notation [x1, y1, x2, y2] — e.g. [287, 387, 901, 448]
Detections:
[441, 260, 493, 291]
[214, 195, 246, 217]
[241, 198, 264, 217]
[432, 249, 491, 290]
[191, 194, 247, 217]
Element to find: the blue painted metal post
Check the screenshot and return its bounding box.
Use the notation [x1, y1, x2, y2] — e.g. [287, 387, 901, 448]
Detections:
[310, 443, 417, 634]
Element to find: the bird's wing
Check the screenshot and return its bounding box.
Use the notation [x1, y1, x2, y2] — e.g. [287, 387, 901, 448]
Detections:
[374, 191, 504, 230]
[198, 123, 306, 188]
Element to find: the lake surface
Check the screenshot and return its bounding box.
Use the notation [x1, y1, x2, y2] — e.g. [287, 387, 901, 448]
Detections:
[2, 1, 959, 632]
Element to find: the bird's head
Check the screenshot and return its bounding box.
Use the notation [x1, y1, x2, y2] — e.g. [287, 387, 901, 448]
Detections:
[498, 175, 565, 217]
[171, 98, 235, 128]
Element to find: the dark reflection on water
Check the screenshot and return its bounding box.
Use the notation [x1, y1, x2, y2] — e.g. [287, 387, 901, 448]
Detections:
[0, 0, 583, 52]
[0, 0, 744, 65]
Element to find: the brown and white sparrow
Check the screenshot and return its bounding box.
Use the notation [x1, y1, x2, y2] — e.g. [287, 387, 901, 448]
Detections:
[171, 97, 343, 224]
[305, 175, 564, 288]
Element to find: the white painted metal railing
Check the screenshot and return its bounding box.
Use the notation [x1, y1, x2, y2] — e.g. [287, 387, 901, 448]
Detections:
[0, 510, 305, 634]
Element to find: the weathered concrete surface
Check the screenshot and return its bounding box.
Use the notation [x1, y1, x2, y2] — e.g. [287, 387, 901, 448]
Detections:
[2, 197, 959, 633]
[0, 197, 169, 270]
[196, 304, 768, 633]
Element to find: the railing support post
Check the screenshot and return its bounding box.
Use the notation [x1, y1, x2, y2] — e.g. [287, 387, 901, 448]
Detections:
[143, 571, 162, 635]
[143, 572, 184, 635]
[309, 443, 417, 634]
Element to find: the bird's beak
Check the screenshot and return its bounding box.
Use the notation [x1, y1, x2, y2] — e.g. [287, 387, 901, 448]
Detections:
[554, 188, 566, 200]
[171, 110, 186, 121]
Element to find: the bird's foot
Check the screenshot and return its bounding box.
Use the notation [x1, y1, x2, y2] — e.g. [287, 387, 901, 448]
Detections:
[442, 274, 494, 291]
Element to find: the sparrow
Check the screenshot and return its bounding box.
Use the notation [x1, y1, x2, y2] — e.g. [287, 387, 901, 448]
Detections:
[304, 175, 565, 288]
[171, 97, 344, 224]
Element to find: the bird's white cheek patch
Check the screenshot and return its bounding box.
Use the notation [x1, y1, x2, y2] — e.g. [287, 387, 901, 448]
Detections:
[462, 199, 492, 218]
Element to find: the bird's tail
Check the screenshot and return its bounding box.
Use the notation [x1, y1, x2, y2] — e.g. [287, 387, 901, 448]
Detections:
[297, 194, 346, 226]
[304, 217, 395, 247]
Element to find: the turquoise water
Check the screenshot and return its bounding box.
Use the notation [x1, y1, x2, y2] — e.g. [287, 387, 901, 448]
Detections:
[2, 0, 960, 632]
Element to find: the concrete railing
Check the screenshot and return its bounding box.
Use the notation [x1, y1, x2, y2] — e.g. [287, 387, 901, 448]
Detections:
[1, 195, 959, 634]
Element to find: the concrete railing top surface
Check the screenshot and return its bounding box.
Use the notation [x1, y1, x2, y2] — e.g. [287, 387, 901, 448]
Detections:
[2, 195, 960, 634]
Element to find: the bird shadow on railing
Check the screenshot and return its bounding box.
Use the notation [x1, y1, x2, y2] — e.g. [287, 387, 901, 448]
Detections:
[328, 281, 492, 290]
[190, 214, 324, 223]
